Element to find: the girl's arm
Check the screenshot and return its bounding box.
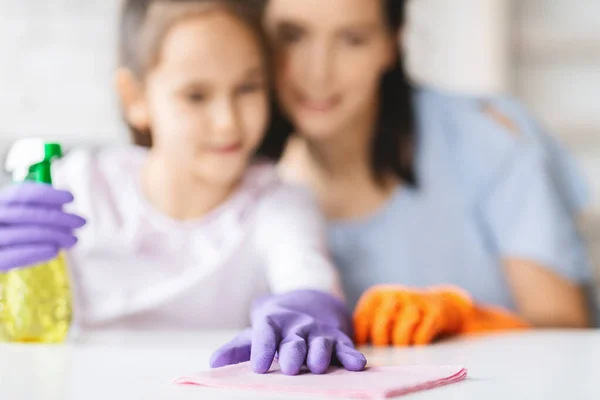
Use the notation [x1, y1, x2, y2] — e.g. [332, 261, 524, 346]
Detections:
[209, 181, 366, 375]
[254, 183, 344, 298]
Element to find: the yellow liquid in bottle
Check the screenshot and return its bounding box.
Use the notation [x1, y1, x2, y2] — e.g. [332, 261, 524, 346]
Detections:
[0, 252, 72, 343]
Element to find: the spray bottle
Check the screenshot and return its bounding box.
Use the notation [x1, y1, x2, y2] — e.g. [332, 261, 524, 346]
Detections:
[0, 139, 73, 343]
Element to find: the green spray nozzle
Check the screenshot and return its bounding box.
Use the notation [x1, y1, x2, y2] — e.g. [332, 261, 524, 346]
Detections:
[4, 139, 63, 184]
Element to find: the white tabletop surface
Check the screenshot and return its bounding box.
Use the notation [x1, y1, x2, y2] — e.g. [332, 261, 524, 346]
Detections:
[1, 329, 599, 400]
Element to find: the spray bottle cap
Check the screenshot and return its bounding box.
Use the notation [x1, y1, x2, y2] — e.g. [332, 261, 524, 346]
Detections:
[4, 139, 63, 184]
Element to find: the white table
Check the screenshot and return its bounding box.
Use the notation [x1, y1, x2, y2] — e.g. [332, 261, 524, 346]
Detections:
[1, 330, 599, 399]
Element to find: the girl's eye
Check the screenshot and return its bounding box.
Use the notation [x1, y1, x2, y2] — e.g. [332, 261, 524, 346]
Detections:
[185, 92, 206, 103]
[277, 24, 304, 44]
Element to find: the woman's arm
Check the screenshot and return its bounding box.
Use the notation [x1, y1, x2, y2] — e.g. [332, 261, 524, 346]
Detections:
[476, 102, 594, 328]
[504, 258, 590, 328]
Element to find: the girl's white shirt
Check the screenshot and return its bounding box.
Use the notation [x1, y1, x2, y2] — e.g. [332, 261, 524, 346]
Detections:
[52, 146, 342, 331]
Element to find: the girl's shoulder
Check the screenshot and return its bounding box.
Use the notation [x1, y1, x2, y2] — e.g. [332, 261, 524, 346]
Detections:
[51, 145, 148, 216]
[52, 144, 146, 187]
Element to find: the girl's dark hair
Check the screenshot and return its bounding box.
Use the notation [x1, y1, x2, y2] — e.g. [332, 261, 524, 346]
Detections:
[259, 0, 416, 185]
[118, 0, 282, 152]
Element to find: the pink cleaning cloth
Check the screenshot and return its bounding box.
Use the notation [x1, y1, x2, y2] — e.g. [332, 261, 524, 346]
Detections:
[175, 361, 467, 399]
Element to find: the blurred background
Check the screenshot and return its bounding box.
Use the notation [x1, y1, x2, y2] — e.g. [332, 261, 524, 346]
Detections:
[0, 0, 598, 284]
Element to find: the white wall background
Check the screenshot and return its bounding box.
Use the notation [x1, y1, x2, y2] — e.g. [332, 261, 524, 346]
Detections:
[0, 0, 126, 151]
[513, 0, 600, 216]
[403, 0, 511, 95]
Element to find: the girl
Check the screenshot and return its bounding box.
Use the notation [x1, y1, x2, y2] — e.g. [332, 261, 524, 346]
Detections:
[261, 0, 593, 334]
[0, 0, 366, 375]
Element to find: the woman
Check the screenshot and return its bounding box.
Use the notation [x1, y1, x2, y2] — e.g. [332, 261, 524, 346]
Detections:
[261, 0, 593, 328]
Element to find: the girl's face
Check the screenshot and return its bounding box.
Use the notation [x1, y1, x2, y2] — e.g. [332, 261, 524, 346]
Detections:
[134, 11, 268, 186]
[265, 0, 396, 140]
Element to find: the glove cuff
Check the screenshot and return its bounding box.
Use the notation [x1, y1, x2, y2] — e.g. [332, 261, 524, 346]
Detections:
[251, 289, 353, 335]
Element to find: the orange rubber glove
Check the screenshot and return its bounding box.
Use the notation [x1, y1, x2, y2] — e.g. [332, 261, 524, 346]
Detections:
[459, 305, 531, 335]
[353, 285, 474, 346]
[353, 285, 531, 347]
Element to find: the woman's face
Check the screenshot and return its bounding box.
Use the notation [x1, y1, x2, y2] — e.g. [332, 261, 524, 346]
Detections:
[265, 0, 396, 140]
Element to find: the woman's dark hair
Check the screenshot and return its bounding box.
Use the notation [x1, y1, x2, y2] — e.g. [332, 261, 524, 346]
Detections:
[259, 0, 416, 185]
[118, 0, 285, 155]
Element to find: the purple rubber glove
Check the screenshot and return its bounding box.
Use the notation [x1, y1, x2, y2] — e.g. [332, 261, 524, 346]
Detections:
[210, 289, 367, 375]
[0, 182, 86, 272]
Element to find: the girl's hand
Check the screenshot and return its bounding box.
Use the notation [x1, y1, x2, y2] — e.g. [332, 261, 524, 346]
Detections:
[0, 183, 85, 272]
[210, 290, 367, 375]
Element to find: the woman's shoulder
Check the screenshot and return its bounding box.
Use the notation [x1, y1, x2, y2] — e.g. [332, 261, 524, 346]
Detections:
[415, 86, 544, 148]
[414, 87, 583, 200]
